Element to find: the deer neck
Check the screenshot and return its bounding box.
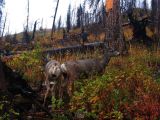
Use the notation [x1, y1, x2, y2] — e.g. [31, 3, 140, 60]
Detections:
[101, 53, 111, 69]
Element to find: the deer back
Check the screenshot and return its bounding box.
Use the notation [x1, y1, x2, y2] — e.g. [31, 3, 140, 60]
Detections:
[61, 58, 104, 79]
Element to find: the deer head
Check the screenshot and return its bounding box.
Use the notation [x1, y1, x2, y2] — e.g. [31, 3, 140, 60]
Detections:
[106, 48, 120, 57]
[45, 60, 62, 80]
[103, 43, 120, 57]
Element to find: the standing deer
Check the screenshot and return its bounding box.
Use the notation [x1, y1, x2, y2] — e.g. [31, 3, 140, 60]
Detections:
[60, 48, 120, 96]
[43, 60, 65, 106]
[43, 47, 119, 104]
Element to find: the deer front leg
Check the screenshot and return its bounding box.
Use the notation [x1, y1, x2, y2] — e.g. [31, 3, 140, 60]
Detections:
[43, 86, 50, 107]
[43, 75, 50, 107]
[50, 82, 56, 97]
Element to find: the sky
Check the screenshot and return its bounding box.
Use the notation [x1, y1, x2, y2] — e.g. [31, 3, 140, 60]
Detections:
[4, 0, 83, 34]
[4, 0, 151, 34]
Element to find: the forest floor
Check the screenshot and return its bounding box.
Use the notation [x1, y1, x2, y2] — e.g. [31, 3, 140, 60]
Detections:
[1, 43, 160, 119]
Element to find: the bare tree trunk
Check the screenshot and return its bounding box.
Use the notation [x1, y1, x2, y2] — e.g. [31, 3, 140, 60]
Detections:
[26, 0, 29, 32]
[31, 20, 38, 41]
[157, 0, 160, 47]
[152, 0, 160, 48]
[0, 61, 8, 92]
[51, 0, 60, 40]
[1, 13, 7, 38]
[0, 0, 4, 39]
[23, 0, 30, 43]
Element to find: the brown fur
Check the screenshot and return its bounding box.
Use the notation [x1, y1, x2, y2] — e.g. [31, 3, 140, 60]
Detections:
[61, 49, 120, 96]
[43, 60, 65, 106]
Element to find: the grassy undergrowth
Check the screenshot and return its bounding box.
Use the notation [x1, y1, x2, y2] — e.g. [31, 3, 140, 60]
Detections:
[3, 46, 160, 119]
[70, 48, 160, 119]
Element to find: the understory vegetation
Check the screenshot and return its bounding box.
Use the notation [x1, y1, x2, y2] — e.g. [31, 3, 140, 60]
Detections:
[0, 0, 160, 119]
[71, 48, 160, 119]
[2, 46, 160, 119]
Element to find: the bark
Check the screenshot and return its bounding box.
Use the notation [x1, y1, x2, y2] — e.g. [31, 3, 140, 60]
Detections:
[0, 61, 8, 92]
[51, 0, 60, 40]
[31, 20, 38, 41]
[1, 13, 7, 38]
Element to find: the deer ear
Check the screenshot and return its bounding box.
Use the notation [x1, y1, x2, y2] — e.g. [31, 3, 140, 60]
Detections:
[61, 64, 67, 73]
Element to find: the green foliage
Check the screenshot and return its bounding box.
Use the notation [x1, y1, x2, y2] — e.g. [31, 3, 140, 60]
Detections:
[0, 97, 19, 120]
[3, 43, 160, 119]
[51, 97, 69, 120]
[52, 114, 69, 120]
[7, 43, 44, 82]
[52, 97, 64, 111]
[105, 111, 123, 120]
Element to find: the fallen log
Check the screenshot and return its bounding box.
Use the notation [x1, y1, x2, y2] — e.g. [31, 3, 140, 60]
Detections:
[9, 42, 104, 56]
[0, 59, 53, 118]
[43, 42, 104, 55]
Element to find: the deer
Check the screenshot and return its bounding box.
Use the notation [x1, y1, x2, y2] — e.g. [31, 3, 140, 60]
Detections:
[60, 47, 120, 96]
[43, 46, 120, 104]
[43, 60, 65, 106]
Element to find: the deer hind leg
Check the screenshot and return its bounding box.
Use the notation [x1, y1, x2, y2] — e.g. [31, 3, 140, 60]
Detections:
[67, 75, 75, 97]
[59, 76, 64, 100]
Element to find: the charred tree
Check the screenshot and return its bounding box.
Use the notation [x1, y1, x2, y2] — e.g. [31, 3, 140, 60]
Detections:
[57, 16, 61, 30]
[127, 7, 152, 47]
[1, 12, 7, 38]
[105, 0, 128, 54]
[66, 4, 71, 33]
[51, 0, 60, 40]
[0, 0, 4, 38]
[76, 5, 83, 28]
[22, 28, 30, 43]
[31, 20, 38, 41]
[0, 59, 53, 118]
[0, 61, 7, 92]
[152, 0, 160, 45]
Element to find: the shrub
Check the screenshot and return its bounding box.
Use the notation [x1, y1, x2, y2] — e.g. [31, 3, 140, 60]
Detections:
[70, 49, 160, 119]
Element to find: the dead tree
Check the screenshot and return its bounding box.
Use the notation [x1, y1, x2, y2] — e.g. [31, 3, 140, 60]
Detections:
[26, 0, 29, 31]
[31, 20, 38, 41]
[0, 59, 53, 118]
[1, 13, 7, 38]
[0, 0, 4, 39]
[0, 61, 7, 92]
[23, 0, 30, 43]
[127, 6, 152, 48]
[51, 0, 60, 40]
[105, 0, 127, 54]
[152, 0, 160, 46]
[66, 4, 71, 33]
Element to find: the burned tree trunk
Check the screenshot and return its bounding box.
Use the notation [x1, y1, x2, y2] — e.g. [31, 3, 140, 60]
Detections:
[51, 0, 60, 40]
[31, 20, 38, 41]
[152, 0, 160, 47]
[127, 7, 152, 48]
[105, 0, 128, 54]
[0, 59, 53, 118]
[0, 61, 8, 92]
